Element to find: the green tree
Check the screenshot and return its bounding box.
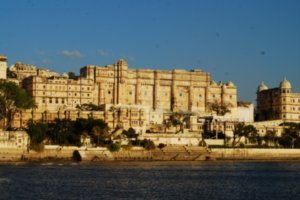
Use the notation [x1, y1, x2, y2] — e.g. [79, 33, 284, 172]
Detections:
[0, 80, 35, 130]
[6, 68, 17, 78]
[107, 142, 121, 152]
[264, 130, 277, 147]
[208, 100, 231, 116]
[141, 139, 156, 150]
[122, 127, 138, 139]
[26, 120, 47, 151]
[278, 123, 300, 148]
[232, 123, 257, 147]
[167, 111, 193, 133]
[92, 125, 110, 146]
[47, 119, 79, 145]
[72, 118, 109, 146]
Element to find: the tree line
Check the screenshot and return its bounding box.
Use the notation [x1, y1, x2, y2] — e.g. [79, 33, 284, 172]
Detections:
[202, 122, 300, 148]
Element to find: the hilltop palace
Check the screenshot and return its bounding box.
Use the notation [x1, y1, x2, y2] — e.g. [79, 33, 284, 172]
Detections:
[0, 53, 299, 147]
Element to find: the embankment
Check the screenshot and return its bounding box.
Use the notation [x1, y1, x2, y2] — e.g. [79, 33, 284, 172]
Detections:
[1, 146, 300, 162]
[211, 148, 300, 160]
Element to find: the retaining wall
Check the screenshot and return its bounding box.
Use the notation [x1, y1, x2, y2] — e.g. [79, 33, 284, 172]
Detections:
[211, 148, 300, 160]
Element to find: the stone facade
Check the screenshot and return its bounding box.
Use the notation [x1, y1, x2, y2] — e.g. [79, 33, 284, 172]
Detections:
[10, 62, 61, 81]
[0, 130, 29, 149]
[251, 120, 285, 138]
[80, 59, 238, 112]
[4, 58, 238, 132]
[0, 54, 7, 79]
[0, 54, 248, 147]
[22, 76, 97, 111]
[256, 79, 300, 122]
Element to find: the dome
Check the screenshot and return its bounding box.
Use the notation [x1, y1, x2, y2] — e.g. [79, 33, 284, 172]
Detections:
[279, 78, 292, 89]
[210, 80, 217, 86]
[226, 81, 235, 87]
[257, 82, 268, 92]
[116, 59, 128, 67]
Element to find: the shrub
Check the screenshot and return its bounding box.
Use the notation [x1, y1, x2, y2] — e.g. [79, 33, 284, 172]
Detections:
[141, 139, 156, 150]
[107, 143, 121, 152]
[30, 143, 45, 152]
[158, 143, 166, 149]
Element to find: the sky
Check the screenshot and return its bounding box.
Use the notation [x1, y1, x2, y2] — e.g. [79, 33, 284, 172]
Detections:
[0, 0, 299, 103]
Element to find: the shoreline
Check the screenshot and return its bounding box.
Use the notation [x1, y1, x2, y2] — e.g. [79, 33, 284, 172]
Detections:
[1, 147, 300, 163]
[1, 159, 300, 166]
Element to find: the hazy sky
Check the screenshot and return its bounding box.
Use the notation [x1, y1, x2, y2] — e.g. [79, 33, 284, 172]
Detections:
[0, 0, 299, 103]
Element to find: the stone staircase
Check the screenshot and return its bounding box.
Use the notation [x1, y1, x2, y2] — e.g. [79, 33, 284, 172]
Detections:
[161, 146, 188, 153]
[158, 146, 213, 161]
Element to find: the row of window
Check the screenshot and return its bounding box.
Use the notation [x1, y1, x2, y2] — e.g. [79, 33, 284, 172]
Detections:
[41, 92, 90, 97]
[41, 85, 91, 91]
[282, 98, 300, 103]
[282, 106, 300, 111]
[43, 98, 65, 104]
[282, 114, 300, 119]
[42, 98, 90, 104]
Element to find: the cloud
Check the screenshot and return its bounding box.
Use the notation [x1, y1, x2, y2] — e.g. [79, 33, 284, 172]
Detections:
[37, 50, 46, 55]
[122, 55, 136, 61]
[97, 49, 110, 57]
[61, 50, 82, 58]
[41, 59, 49, 64]
[127, 56, 136, 61]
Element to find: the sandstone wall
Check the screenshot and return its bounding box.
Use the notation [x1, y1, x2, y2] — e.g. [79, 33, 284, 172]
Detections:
[211, 148, 300, 160]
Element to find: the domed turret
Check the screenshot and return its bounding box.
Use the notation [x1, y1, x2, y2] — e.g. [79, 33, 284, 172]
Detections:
[279, 78, 292, 89]
[210, 80, 217, 86]
[116, 59, 128, 67]
[257, 82, 268, 93]
[226, 81, 235, 87]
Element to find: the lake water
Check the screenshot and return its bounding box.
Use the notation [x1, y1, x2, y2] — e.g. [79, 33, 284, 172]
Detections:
[0, 161, 300, 200]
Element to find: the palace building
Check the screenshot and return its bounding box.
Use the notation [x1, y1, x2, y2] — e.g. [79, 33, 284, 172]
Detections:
[2, 54, 242, 132]
[80, 59, 238, 112]
[256, 79, 300, 122]
[10, 62, 62, 81]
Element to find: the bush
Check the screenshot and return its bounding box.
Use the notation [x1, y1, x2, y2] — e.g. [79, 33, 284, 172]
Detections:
[107, 143, 121, 152]
[141, 139, 156, 150]
[122, 128, 138, 139]
[73, 150, 82, 162]
[30, 143, 45, 152]
[158, 143, 166, 149]
[131, 139, 141, 146]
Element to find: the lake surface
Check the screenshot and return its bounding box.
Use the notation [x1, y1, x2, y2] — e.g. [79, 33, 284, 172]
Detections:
[0, 161, 300, 200]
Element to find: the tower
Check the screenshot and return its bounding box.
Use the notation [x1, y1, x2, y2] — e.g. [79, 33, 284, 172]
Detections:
[0, 54, 7, 79]
[279, 78, 292, 120]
